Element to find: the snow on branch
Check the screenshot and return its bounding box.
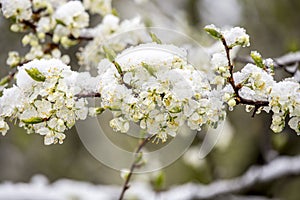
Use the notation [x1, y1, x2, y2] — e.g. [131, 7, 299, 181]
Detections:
[234, 51, 300, 81]
[0, 155, 299, 200]
[160, 155, 300, 200]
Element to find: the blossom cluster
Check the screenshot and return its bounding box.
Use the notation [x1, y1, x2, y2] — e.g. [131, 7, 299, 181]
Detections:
[97, 43, 226, 142]
[0, 59, 92, 144]
[0, 0, 299, 145]
[0, 0, 142, 71]
[0, 0, 88, 66]
[205, 24, 300, 134]
[77, 14, 145, 69]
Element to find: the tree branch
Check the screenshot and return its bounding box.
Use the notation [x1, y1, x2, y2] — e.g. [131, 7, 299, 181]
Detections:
[75, 92, 101, 99]
[160, 155, 300, 199]
[1, 155, 298, 200]
[220, 37, 269, 113]
[234, 51, 300, 78]
[118, 134, 157, 200]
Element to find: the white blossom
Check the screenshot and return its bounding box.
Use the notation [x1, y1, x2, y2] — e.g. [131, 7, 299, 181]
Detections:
[289, 117, 300, 134]
[77, 14, 145, 69]
[83, 0, 112, 15]
[222, 27, 250, 47]
[0, 118, 9, 136]
[234, 64, 275, 101]
[54, 1, 89, 38]
[0, 0, 32, 20]
[98, 43, 225, 142]
[0, 59, 90, 145]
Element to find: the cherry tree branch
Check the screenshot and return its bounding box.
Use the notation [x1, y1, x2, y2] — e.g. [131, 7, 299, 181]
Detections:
[160, 155, 300, 199]
[75, 92, 101, 99]
[118, 134, 157, 200]
[1, 155, 299, 199]
[234, 51, 300, 78]
[220, 37, 269, 116]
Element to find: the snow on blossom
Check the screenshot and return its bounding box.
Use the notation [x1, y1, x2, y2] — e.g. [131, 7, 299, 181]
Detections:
[205, 25, 249, 48]
[206, 24, 300, 135]
[78, 14, 145, 69]
[222, 27, 250, 48]
[97, 43, 226, 142]
[0, 59, 90, 145]
[0, 118, 9, 136]
[0, 0, 32, 20]
[54, 1, 89, 38]
[234, 63, 275, 101]
[83, 0, 112, 15]
[289, 117, 300, 134]
[269, 80, 300, 133]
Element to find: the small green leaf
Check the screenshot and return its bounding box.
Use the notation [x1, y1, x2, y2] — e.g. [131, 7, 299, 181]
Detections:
[0, 76, 10, 86]
[112, 61, 123, 76]
[107, 106, 121, 111]
[95, 107, 105, 115]
[55, 19, 66, 26]
[111, 8, 119, 16]
[103, 46, 116, 62]
[120, 169, 130, 180]
[22, 117, 44, 124]
[142, 62, 156, 77]
[204, 25, 222, 40]
[149, 32, 162, 44]
[151, 171, 165, 191]
[25, 68, 46, 82]
[250, 51, 264, 69]
[102, 46, 123, 76]
[169, 106, 182, 113]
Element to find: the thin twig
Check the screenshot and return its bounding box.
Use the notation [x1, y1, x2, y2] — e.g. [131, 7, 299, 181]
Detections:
[118, 134, 157, 200]
[220, 37, 269, 115]
[234, 51, 300, 78]
[75, 92, 101, 100]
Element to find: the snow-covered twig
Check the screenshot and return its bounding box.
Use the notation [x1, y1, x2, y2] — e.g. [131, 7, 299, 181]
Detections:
[234, 51, 300, 80]
[0, 155, 299, 200]
[160, 155, 300, 199]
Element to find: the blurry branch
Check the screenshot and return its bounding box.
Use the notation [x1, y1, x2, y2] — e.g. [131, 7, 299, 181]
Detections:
[234, 51, 300, 78]
[160, 155, 300, 199]
[75, 92, 101, 100]
[1, 155, 298, 199]
[119, 134, 157, 200]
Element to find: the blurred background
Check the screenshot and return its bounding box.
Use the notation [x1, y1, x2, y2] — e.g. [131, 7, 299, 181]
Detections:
[0, 0, 300, 199]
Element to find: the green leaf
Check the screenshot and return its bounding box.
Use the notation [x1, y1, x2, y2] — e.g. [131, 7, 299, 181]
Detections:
[25, 68, 46, 82]
[250, 51, 264, 69]
[169, 106, 182, 113]
[111, 8, 119, 16]
[107, 106, 121, 111]
[55, 19, 66, 26]
[112, 61, 123, 77]
[102, 46, 123, 76]
[120, 169, 130, 180]
[0, 76, 10, 86]
[151, 171, 165, 191]
[204, 25, 222, 40]
[22, 117, 44, 124]
[103, 46, 116, 62]
[142, 62, 156, 77]
[149, 32, 162, 44]
[95, 107, 105, 115]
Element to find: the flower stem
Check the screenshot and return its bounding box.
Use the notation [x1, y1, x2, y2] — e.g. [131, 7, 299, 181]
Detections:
[118, 134, 156, 200]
